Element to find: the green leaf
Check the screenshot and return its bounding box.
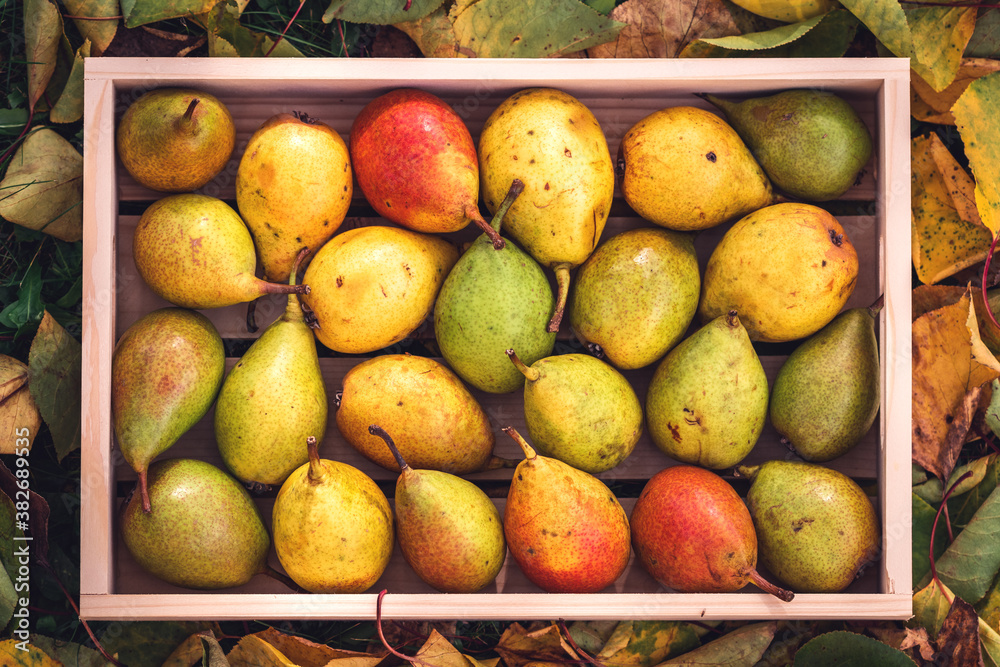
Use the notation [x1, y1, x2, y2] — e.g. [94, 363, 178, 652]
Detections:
[395, 3, 461, 57]
[201, 5, 305, 57]
[24, 0, 63, 113]
[0, 109, 28, 136]
[912, 580, 953, 638]
[693, 13, 826, 50]
[566, 621, 617, 655]
[978, 572, 1000, 637]
[792, 631, 915, 666]
[935, 484, 1000, 604]
[451, 0, 626, 57]
[98, 622, 220, 667]
[64, 0, 118, 54]
[324, 0, 445, 25]
[954, 71, 1000, 238]
[837, 0, 912, 59]
[0, 262, 45, 341]
[966, 8, 1000, 59]
[660, 622, 776, 666]
[49, 39, 90, 124]
[27, 311, 81, 462]
[27, 636, 115, 666]
[913, 493, 949, 589]
[121, 0, 223, 28]
[981, 617, 1000, 667]
[680, 9, 856, 58]
[908, 6, 977, 92]
[596, 621, 700, 666]
[0, 128, 83, 242]
[583, 0, 614, 14]
[950, 453, 1000, 527]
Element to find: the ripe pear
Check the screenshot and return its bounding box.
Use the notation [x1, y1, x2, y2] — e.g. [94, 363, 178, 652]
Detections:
[120, 458, 270, 589]
[350, 88, 503, 249]
[112, 308, 225, 513]
[618, 106, 773, 232]
[737, 460, 880, 593]
[698, 202, 859, 342]
[369, 426, 506, 593]
[630, 466, 793, 601]
[646, 312, 768, 469]
[116, 88, 235, 193]
[770, 298, 882, 462]
[272, 436, 394, 593]
[502, 427, 630, 593]
[133, 194, 308, 309]
[336, 354, 511, 473]
[478, 88, 615, 331]
[506, 349, 642, 473]
[236, 111, 353, 282]
[567, 227, 700, 370]
[700, 89, 873, 201]
[301, 225, 458, 354]
[214, 250, 327, 486]
[435, 180, 556, 393]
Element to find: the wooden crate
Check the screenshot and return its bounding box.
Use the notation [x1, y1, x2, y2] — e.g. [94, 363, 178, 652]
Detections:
[81, 58, 912, 621]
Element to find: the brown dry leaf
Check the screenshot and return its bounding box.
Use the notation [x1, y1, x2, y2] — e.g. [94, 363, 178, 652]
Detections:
[495, 623, 577, 667]
[50, 39, 90, 124]
[0, 355, 41, 454]
[913, 289, 1000, 480]
[912, 58, 1000, 125]
[938, 597, 986, 666]
[587, 0, 739, 58]
[913, 284, 967, 320]
[911, 133, 992, 285]
[25, 0, 64, 112]
[251, 627, 379, 667]
[394, 3, 463, 57]
[371, 26, 423, 57]
[899, 627, 936, 662]
[410, 630, 474, 667]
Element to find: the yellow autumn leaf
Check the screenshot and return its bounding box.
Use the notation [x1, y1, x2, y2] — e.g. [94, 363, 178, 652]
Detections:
[953, 70, 1000, 239]
[410, 630, 476, 667]
[395, 4, 464, 57]
[249, 627, 380, 667]
[911, 58, 1000, 125]
[596, 621, 699, 666]
[0, 355, 41, 454]
[911, 133, 992, 284]
[228, 634, 298, 667]
[908, 6, 977, 92]
[495, 623, 577, 667]
[0, 639, 63, 665]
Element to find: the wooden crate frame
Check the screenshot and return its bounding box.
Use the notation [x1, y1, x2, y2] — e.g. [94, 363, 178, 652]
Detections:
[81, 58, 912, 621]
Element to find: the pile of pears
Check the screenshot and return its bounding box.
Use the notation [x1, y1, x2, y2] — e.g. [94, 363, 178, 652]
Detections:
[111, 82, 883, 599]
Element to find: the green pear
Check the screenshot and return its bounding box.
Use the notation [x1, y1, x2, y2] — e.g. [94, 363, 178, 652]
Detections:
[369, 426, 506, 593]
[700, 89, 873, 201]
[478, 88, 615, 332]
[215, 250, 327, 486]
[133, 194, 308, 309]
[435, 180, 556, 394]
[507, 350, 642, 473]
[738, 460, 880, 593]
[116, 88, 235, 193]
[646, 312, 768, 469]
[770, 298, 881, 462]
[567, 227, 700, 370]
[112, 308, 225, 513]
[272, 437, 394, 593]
[120, 458, 270, 589]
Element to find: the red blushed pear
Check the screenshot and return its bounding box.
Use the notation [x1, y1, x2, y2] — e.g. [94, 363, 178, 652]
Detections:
[350, 88, 504, 249]
[630, 466, 793, 602]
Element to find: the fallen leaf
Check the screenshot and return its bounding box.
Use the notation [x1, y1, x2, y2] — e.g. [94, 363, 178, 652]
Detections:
[0, 640, 62, 665]
[936, 484, 1000, 605]
[586, 0, 738, 59]
[198, 2, 304, 57]
[938, 596, 986, 666]
[495, 623, 576, 667]
[28, 311, 81, 462]
[64, 0, 118, 54]
[228, 634, 299, 666]
[659, 621, 775, 665]
[679, 9, 857, 58]
[324, 0, 444, 24]
[982, 617, 1000, 666]
[252, 627, 378, 667]
[26, 636, 116, 666]
[908, 6, 977, 92]
[596, 620, 700, 666]
[912, 58, 1000, 125]
[686, 13, 825, 52]
[451, 0, 627, 58]
[395, 3, 462, 57]
[565, 621, 617, 655]
[0, 493, 16, 630]
[98, 622, 220, 667]
[912, 284, 967, 320]
[201, 632, 230, 667]
[50, 39, 90, 124]
[161, 632, 206, 667]
[978, 573, 1000, 636]
[0, 460, 49, 563]
[409, 629, 474, 667]
[967, 8, 1000, 59]
[913, 493, 949, 589]
[913, 579, 954, 639]
[120, 0, 221, 28]
[954, 70, 1000, 236]
[950, 451, 1000, 528]
[837, 0, 912, 59]
[899, 627, 936, 662]
[791, 631, 916, 665]
[371, 26, 424, 57]
[0, 355, 41, 455]
[24, 0, 63, 112]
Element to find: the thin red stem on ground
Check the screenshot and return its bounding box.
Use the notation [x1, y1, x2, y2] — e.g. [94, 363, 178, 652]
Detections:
[265, 0, 306, 57]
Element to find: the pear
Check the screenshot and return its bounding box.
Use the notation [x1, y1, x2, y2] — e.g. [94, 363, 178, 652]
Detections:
[214, 250, 327, 486]
[630, 466, 793, 601]
[435, 180, 556, 394]
[698, 202, 859, 343]
[369, 426, 506, 593]
[737, 460, 880, 593]
[133, 194, 308, 309]
[301, 225, 458, 354]
[618, 106, 773, 232]
[272, 436, 394, 593]
[336, 354, 511, 473]
[236, 112, 353, 282]
[567, 227, 700, 370]
[478, 88, 615, 332]
[502, 427, 630, 593]
[112, 308, 225, 512]
[116, 88, 235, 193]
[506, 349, 642, 473]
[120, 458, 270, 589]
[645, 312, 768, 470]
[699, 89, 873, 201]
[350, 88, 503, 249]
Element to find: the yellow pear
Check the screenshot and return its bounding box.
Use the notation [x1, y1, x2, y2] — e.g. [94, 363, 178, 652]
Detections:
[478, 88, 614, 332]
[236, 112, 353, 282]
[301, 226, 458, 353]
[618, 106, 773, 231]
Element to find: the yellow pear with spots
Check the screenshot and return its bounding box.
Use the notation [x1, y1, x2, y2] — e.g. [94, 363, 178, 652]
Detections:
[478, 88, 615, 332]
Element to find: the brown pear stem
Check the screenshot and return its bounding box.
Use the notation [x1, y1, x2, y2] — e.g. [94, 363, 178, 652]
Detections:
[502, 426, 536, 461]
[260, 564, 302, 592]
[469, 208, 506, 250]
[748, 568, 795, 602]
[246, 298, 260, 333]
[489, 178, 525, 234]
[548, 263, 572, 333]
[369, 425, 409, 472]
[306, 436, 325, 485]
[483, 455, 520, 470]
[137, 468, 151, 514]
[506, 349, 541, 382]
[284, 247, 310, 322]
[257, 280, 310, 297]
[733, 465, 758, 480]
[868, 294, 885, 319]
[726, 309, 740, 328]
[182, 98, 199, 122]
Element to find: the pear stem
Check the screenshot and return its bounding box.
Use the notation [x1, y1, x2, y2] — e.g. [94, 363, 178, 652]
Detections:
[246, 298, 260, 333]
[306, 436, 325, 485]
[137, 468, 151, 514]
[468, 208, 506, 250]
[284, 247, 310, 322]
[506, 349, 541, 382]
[484, 455, 520, 470]
[734, 464, 758, 480]
[502, 426, 536, 461]
[182, 98, 199, 122]
[369, 425, 409, 472]
[748, 568, 795, 602]
[868, 294, 885, 319]
[257, 280, 310, 297]
[548, 263, 572, 333]
[726, 309, 740, 328]
[488, 179, 526, 234]
[260, 564, 302, 592]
